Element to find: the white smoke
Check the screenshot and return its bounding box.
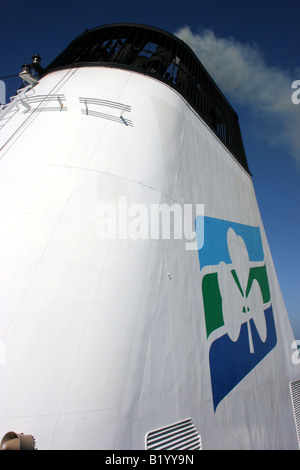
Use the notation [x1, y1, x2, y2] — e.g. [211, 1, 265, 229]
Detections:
[174, 26, 300, 168]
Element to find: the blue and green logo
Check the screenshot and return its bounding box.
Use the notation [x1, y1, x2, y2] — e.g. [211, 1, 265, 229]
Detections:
[196, 216, 277, 411]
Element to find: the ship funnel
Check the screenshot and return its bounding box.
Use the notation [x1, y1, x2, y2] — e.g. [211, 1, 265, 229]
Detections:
[1, 432, 36, 450]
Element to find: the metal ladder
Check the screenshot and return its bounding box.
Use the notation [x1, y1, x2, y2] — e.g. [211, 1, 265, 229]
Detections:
[0, 85, 32, 130]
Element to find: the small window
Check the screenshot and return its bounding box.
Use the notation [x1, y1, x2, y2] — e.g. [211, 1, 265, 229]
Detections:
[145, 418, 201, 450]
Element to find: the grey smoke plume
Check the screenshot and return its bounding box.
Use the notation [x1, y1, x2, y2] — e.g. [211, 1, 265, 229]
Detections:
[175, 26, 300, 168]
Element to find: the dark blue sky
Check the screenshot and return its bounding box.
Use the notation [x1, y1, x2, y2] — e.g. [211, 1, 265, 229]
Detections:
[1, 0, 299, 338]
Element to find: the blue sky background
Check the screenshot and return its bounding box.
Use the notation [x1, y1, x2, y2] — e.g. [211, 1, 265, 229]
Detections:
[0, 0, 299, 338]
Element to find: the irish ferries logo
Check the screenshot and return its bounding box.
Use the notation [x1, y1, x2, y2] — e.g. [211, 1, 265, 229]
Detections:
[196, 216, 277, 411]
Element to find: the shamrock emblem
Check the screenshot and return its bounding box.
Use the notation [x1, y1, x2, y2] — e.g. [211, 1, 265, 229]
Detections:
[218, 228, 267, 353]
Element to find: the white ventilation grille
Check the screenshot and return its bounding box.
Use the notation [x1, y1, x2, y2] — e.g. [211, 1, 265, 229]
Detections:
[290, 379, 300, 447]
[146, 418, 201, 450]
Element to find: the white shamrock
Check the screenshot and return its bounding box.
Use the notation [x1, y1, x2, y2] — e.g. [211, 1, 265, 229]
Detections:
[218, 228, 267, 353]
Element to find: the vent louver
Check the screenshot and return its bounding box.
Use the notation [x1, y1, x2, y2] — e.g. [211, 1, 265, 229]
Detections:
[290, 379, 300, 447]
[146, 418, 201, 450]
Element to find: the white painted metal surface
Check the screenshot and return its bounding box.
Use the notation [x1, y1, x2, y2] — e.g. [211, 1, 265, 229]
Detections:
[0, 66, 299, 449]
